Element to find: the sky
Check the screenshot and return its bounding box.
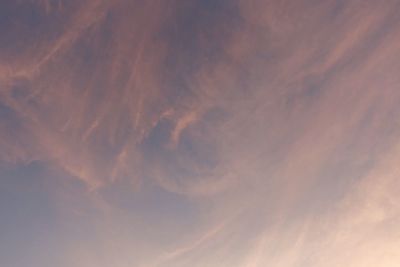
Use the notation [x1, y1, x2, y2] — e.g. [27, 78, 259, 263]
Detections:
[1, 0, 400, 266]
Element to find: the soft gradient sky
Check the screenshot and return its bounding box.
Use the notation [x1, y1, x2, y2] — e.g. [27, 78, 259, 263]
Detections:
[1, 0, 400, 266]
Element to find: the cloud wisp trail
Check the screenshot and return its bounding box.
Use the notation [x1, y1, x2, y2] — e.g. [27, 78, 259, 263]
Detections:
[1, 0, 400, 266]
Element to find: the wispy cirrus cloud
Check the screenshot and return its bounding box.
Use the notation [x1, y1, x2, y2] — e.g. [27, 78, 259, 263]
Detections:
[1, 0, 400, 266]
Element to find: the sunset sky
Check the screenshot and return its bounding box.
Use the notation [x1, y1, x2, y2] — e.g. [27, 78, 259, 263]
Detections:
[1, 0, 400, 266]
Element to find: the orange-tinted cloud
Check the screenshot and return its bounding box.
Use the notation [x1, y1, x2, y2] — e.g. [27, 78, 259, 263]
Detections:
[1, 0, 400, 266]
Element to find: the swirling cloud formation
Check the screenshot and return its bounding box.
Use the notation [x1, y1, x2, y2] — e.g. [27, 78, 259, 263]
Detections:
[1, 1, 400, 266]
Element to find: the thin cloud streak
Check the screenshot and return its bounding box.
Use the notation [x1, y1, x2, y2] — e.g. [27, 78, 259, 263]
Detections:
[1, 0, 400, 266]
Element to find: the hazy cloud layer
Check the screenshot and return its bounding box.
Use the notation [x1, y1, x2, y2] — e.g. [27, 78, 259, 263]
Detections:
[1, 0, 400, 266]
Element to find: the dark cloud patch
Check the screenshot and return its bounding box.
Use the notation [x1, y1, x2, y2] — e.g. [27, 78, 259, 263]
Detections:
[0, 0, 77, 62]
[159, 0, 241, 100]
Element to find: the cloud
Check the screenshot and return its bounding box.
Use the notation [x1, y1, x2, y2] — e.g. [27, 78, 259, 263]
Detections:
[1, 0, 400, 266]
